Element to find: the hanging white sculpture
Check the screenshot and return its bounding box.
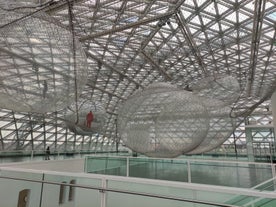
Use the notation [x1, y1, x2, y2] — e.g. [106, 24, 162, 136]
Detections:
[191, 75, 240, 106]
[118, 83, 210, 158]
[187, 98, 236, 154]
[64, 101, 107, 136]
[0, 8, 88, 113]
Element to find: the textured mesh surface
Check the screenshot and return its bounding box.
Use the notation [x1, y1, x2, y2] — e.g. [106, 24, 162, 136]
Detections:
[0, 0, 274, 153]
[0, 9, 88, 113]
[191, 75, 240, 106]
[187, 99, 236, 154]
[64, 101, 107, 136]
[118, 83, 209, 158]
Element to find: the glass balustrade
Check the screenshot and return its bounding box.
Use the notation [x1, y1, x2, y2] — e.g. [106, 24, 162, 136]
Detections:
[0, 156, 275, 207]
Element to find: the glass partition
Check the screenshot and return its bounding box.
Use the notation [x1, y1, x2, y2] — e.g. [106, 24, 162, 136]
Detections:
[128, 158, 189, 182]
[41, 173, 102, 207]
[106, 179, 248, 207]
[0, 169, 43, 207]
[85, 156, 127, 176]
[85, 156, 275, 189]
[189, 161, 273, 188]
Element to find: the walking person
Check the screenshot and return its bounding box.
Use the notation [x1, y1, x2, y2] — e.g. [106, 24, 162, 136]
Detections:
[45, 146, 50, 160]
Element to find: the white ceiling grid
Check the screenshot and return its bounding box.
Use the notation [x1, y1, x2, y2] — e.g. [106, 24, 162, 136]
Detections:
[0, 0, 275, 152]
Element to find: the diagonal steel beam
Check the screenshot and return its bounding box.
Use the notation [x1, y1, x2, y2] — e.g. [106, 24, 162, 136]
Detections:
[138, 0, 186, 82]
[245, 0, 266, 97]
[79, 11, 175, 41]
[85, 51, 143, 88]
[175, 12, 207, 74]
[85, 80, 126, 100]
[140, 51, 173, 81]
[45, 0, 86, 14]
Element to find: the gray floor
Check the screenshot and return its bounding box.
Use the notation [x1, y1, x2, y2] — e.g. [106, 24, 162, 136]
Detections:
[0, 153, 84, 163]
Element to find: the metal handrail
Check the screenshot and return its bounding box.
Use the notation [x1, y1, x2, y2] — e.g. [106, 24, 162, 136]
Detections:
[0, 174, 238, 207]
[85, 155, 276, 187]
[85, 154, 276, 167]
[251, 177, 276, 190]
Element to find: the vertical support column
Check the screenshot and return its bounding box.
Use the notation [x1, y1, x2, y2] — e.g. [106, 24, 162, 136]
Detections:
[272, 164, 276, 178]
[31, 150, 34, 160]
[271, 130, 276, 161]
[187, 160, 191, 183]
[101, 178, 107, 207]
[84, 156, 88, 173]
[245, 127, 255, 162]
[271, 164, 276, 190]
[115, 118, 119, 153]
[271, 92, 276, 136]
[126, 157, 129, 177]
[270, 89, 276, 181]
[39, 173, 45, 207]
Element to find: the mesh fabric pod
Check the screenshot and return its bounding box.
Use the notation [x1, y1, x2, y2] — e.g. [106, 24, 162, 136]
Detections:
[117, 82, 178, 136]
[0, 8, 88, 113]
[118, 83, 209, 158]
[64, 101, 107, 136]
[117, 83, 178, 157]
[187, 99, 236, 155]
[191, 75, 240, 106]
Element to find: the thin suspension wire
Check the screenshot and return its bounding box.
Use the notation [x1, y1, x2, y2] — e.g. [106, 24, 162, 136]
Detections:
[67, 0, 79, 124]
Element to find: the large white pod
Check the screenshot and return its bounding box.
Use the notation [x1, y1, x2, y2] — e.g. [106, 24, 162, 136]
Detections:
[187, 98, 236, 154]
[191, 75, 240, 106]
[118, 83, 210, 158]
[0, 9, 88, 113]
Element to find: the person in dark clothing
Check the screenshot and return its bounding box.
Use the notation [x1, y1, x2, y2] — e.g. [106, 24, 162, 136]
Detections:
[43, 80, 48, 99]
[45, 146, 50, 160]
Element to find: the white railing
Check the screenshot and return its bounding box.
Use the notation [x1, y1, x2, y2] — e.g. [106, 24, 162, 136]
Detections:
[0, 165, 276, 207]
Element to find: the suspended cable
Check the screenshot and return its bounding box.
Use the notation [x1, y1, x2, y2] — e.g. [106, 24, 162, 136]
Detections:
[67, 0, 79, 124]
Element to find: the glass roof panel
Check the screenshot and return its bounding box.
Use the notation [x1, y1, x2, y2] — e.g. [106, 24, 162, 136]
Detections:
[0, 0, 275, 154]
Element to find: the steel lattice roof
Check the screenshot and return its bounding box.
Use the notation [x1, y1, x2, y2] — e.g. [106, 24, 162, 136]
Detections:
[0, 0, 275, 152]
